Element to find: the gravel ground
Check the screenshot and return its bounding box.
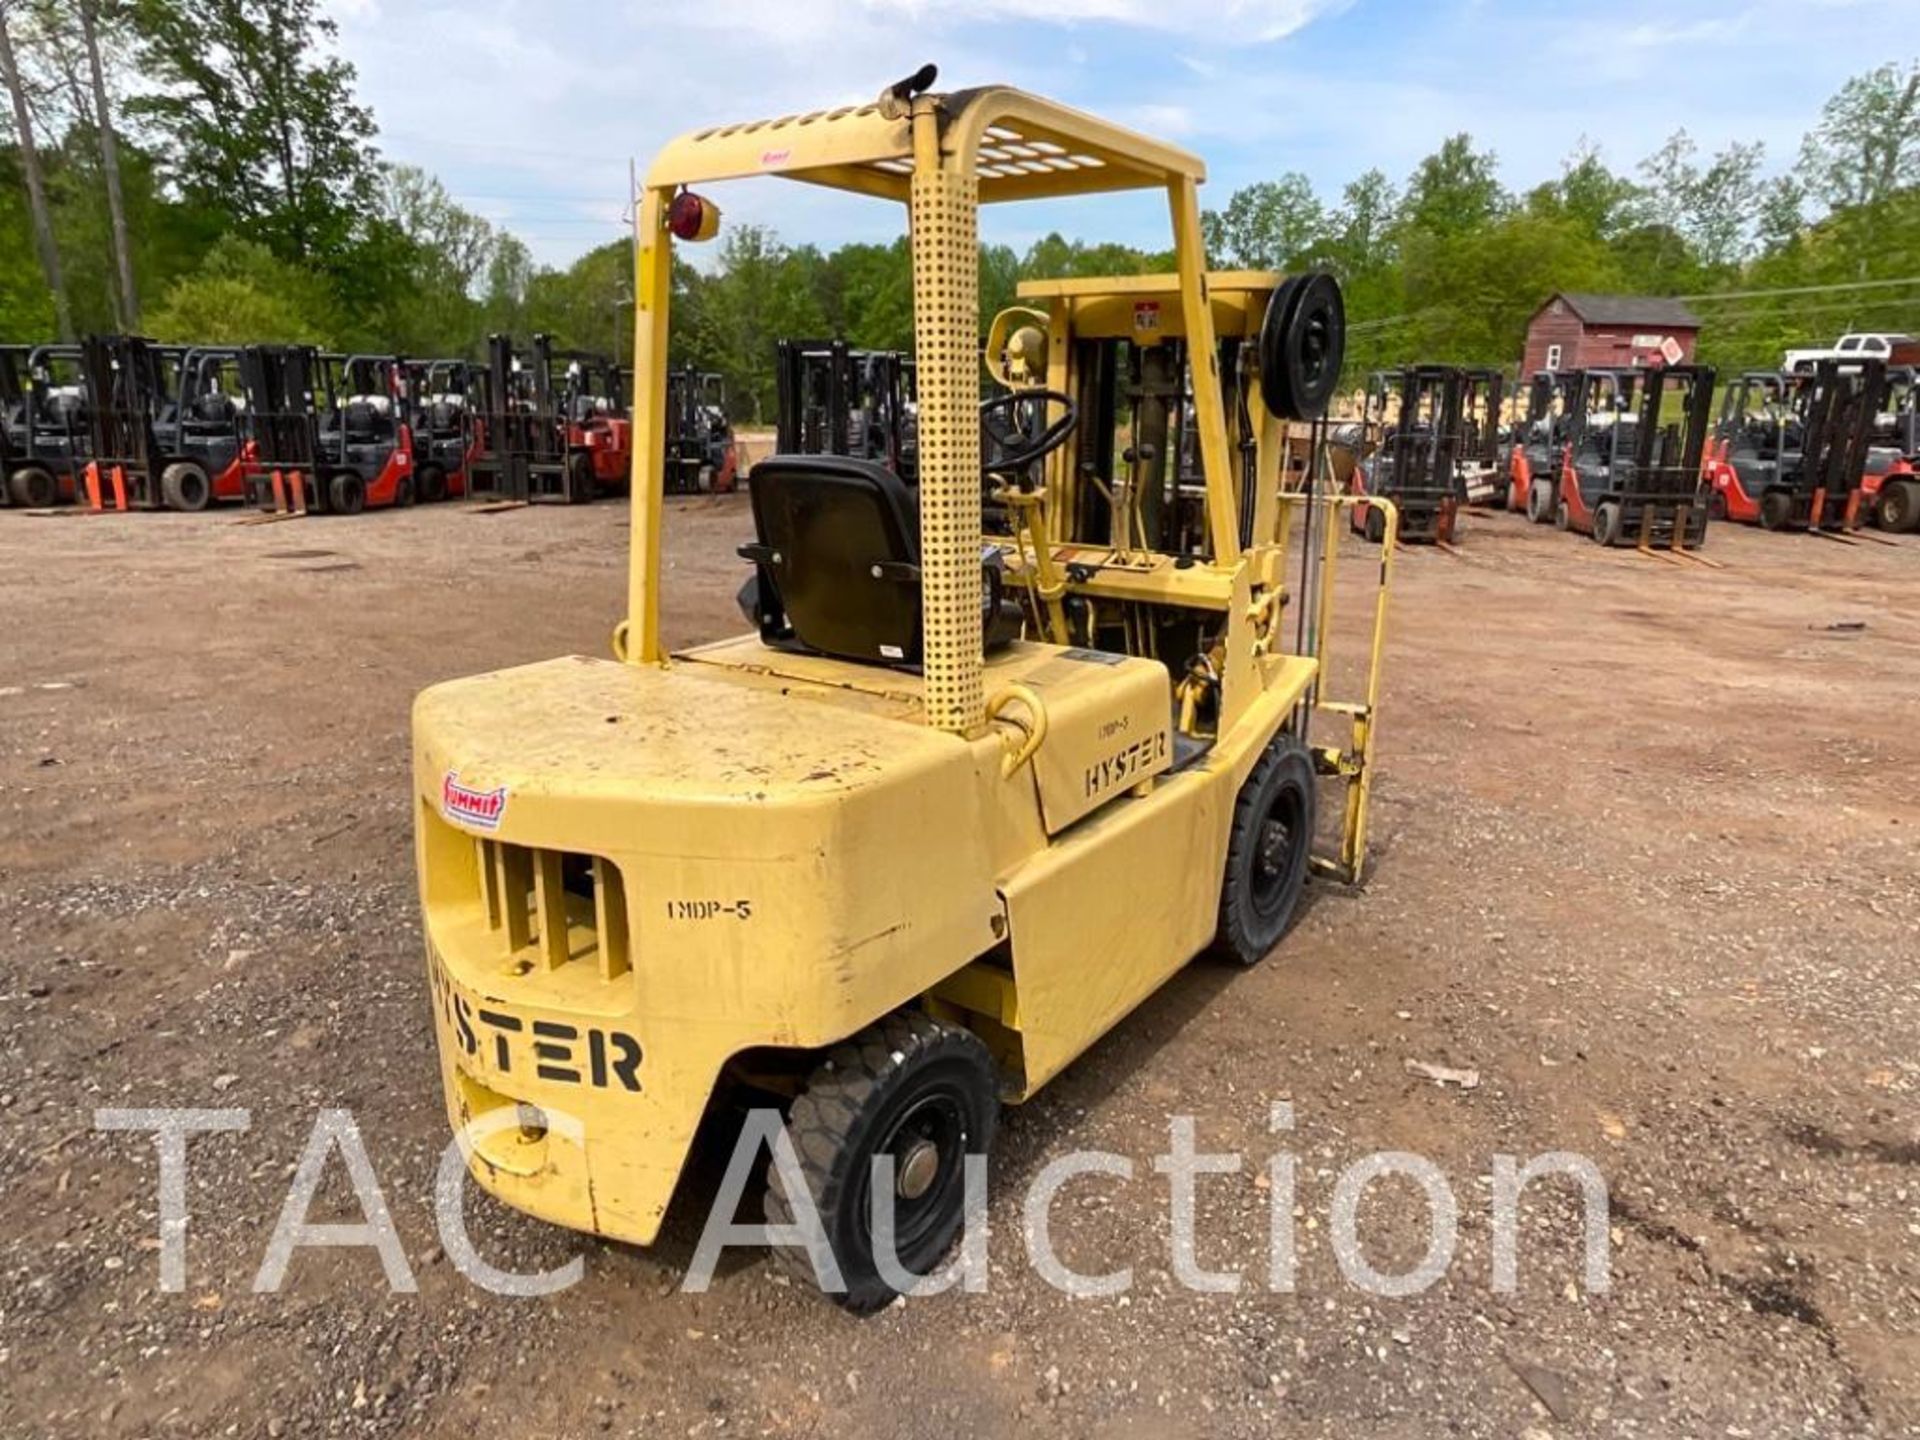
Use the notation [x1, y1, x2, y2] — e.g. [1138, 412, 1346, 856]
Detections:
[1, 496, 1916, 1438]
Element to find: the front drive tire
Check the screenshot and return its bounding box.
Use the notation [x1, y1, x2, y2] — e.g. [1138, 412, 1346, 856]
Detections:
[1877, 478, 1919, 533]
[1593, 500, 1623, 546]
[8, 465, 57, 508]
[329, 473, 367, 516]
[1214, 735, 1316, 967]
[766, 1012, 998, 1313]
[161, 461, 212, 512]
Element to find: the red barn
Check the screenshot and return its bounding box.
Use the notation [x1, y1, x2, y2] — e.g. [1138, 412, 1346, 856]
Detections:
[1522, 292, 1702, 375]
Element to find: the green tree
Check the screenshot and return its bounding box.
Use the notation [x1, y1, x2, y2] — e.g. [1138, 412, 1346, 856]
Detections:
[1397, 134, 1507, 238]
[1797, 59, 1920, 211]
[1207, 173, 1325, 269]
[144, 233, 335, 344]
[129, 0, 378, 263]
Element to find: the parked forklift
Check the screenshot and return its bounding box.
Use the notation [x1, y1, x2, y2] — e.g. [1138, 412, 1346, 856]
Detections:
[73, 334, 260, 511]
[772, 340, 918, 483]
[471, 334, 627, 504]
[1704, 361, 1884, 533]
[1509, 369, 1584, 521]
[406, 359, 483, 502]
[237, 345, 323, 516]
[315, 354, 416, 512]
[1349, 365, 1466, 545]
[1555, 364, 1715, 553]
[237, 349, 414, 515]
[0, 344, 87, 507]
[1862, 365, 1918, 531]
[1456, 367, 1507, 507]
[1702, 371, 1804, 524]
[412, 73, 1392, 1311]
[665, 367, 736, 493]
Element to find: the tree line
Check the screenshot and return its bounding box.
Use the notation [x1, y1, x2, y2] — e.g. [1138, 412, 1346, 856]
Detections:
[1, 2, 1915, 419]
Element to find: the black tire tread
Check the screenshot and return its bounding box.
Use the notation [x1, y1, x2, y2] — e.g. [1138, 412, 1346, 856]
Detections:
[765, 1012, 994, 1311]
[1214, 735, 1315, 967]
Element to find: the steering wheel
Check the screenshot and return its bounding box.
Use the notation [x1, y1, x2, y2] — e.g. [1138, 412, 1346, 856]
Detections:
[981, 389, 1078, 476]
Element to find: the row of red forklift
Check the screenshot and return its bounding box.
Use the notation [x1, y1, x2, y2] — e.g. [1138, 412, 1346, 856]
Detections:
[0, 334, 719, 516]
[1342, 355, 1918, 553]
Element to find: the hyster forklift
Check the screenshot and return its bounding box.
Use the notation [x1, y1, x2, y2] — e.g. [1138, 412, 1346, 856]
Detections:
[412, 72, 1396, 1310]
[1554, 364, 1716, 555]
[1349, 366, 1465, 545]
[0, 344, 87, 507]
[665, 367, 737, 494]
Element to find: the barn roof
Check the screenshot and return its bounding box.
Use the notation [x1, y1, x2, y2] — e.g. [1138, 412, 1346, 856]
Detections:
[1537, 292, 1702, 329]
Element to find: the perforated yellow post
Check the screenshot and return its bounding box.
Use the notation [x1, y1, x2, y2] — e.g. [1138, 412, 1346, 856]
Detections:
[909, 106, 984, 736]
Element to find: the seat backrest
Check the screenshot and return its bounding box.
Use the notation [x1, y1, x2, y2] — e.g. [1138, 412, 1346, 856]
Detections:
[746, 454, 922, 664]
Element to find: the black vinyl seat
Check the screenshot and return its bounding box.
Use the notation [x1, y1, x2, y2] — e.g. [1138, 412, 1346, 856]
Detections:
[740, 453, 1019, 667]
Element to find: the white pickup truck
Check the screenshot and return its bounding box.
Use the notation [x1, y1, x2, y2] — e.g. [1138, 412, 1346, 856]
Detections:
[1783, 332, 1918, 373]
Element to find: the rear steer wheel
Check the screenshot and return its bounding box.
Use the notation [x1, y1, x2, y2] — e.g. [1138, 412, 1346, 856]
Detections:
[1592, 500, 1623, 546]
[1553, 499, 1571, 531]
[329, 473, 367, 516]
[1876, 478, 1919, 533]
[1759, 488, 1794, 531]
[1363, 507, 1387, 545]
[766, 1012, 997, 1313]
[416, 463, 448, 504]
[160, 461, 212, 512]
[1527, 481, 1552, 524]
[7, 465, 58, 508]
[1214, 735, 1316, 967]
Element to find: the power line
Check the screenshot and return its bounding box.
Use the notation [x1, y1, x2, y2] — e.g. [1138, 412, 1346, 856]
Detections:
[1347, 276, 1920, 336]
[1680, 275, 1920, 304]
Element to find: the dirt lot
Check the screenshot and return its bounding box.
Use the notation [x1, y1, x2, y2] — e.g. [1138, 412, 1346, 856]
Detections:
[2, 497, 1918, 1439]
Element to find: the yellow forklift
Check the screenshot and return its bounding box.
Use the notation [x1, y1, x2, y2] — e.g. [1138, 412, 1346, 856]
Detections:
[412, 68, 1396, 1309]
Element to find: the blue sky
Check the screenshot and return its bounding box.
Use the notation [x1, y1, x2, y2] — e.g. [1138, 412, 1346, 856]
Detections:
[329, 0, 1909, 267]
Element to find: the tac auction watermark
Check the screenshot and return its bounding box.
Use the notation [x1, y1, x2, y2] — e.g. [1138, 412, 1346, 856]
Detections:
[94, 1102, 1611, 1302]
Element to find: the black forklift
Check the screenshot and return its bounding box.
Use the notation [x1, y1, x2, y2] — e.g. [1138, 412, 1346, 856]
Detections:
[772, 339, 917, 483]
[1, 344, 88, 507]
[405, 359, 481, 502]
[1457, 366, 1506, 507]
[1863, 366, 1918, 531]
[236, 345, 323, 515]
[1350, 366, 1466, 545]
[666, 367, 736, 494]
[471, 334, 625, 504]
[1511, 369, 1585, 522]
[1707, 362, 1887, 533]
[72, 335, 260, 511]
[234, 349, 415, 515]
[1557, 364, 1716, 553]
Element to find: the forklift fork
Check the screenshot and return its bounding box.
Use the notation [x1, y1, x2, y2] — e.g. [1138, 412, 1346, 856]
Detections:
[82, 462, 128, 513]
[235, 469, 311, 525]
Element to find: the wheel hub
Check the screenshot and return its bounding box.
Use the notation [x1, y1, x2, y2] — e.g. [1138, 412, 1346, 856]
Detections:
[896, 1138, 941, 1200]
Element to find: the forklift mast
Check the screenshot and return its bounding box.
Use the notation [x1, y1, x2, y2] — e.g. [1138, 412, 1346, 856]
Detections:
[1796, 359, 1886, 502]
